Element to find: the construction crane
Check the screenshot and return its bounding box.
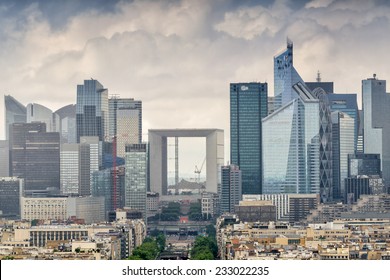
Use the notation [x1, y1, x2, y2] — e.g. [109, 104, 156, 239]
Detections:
[194, 157, 206, 183]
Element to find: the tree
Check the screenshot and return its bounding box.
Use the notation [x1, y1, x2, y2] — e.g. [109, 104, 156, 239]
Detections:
[156, 234, 166, 252]
[190, 236, 218, 260]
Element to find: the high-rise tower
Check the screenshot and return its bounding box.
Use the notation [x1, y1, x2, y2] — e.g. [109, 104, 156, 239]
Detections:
[230, 82, 267, 194]
[263, 41, 332, 202]
[362, 75, 390, 185]
[4, 95, 26, 140]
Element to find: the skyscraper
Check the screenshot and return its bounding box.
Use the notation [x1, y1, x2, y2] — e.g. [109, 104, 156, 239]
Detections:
[263, 41, 332, 202]
[79, 136, 99, 196]
[55, 104, 76, 144]
[362, 75, 390, 185]
[125, 144, 147, 220]
[273, 39, 304, 110]
[108, 97, 142, 141]
[0, 177, 23, 219]
[4, 95, 26, 140]
[60, 144, 79, 195]
[10, 122, 60, 195]
[331, 111, 355, 200]
[0, 140, 9, 177]
[327, 93, 359, 152]
[219, 164, 242, 214]
[26, 103, 60, 133]
[230, 82, 267, 194]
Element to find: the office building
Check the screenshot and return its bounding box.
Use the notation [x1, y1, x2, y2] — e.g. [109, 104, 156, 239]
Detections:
[55, 104, 76, 144]
[76, 79, 108, 169]
[21, 196, 105, 223]
[79, 136, 99, 196]
[243, 193, 320, 222]
[10, 123, 60, 195]
[273, 39, 304, 110]
[92, 166, 126, 216]
[230, 82, 267, 194]
[345, 176, 385, 203]
[306, 81, 334, 94]
[116, 108, 141, 157]
[362, 75, 390, 186]
[26, 103, 59, 132]
[327, 93, 359, 151]
[201, 192, 219, 218]
[332, 111, 355, 200]
[125, 144, 147, 220]
[348, 153, 381, 177]
[0, 177, 23, 219]
[263, 42, 332, 202]
[60, 144, 79, 195]
[0, 140, 10, 177]
[234, 201, 276, 223]
[146, 192, 159, 218]
[108, 97, 142, 141]
[219, 165, 242, 214]
[4, 95, 26, 140]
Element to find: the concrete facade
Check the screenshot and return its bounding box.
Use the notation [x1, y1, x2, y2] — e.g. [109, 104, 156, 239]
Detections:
[149, 129, 224, 195]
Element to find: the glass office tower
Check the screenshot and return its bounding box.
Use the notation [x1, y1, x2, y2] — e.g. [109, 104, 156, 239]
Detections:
[125, 144, 147, 220]
[76, 79, 108, 169]
[10, 122, 60, 195]
[273, 39, 305, 110]
[230, 82, 267, 194]
[4, 95, 26, 140]
[331, 111, 355, 200]
[362, 75, 390, 186]
[263, 84, 321, 195]
[263, 41, 333, 202]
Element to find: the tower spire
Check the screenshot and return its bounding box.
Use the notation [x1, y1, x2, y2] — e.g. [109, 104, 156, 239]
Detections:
[316, 70, 321, 82]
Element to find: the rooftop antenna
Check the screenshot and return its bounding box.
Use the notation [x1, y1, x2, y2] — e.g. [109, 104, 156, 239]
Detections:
[287, 37, 293, 48]
[316, 70, 321, 82]
[373, 73, 377, 79]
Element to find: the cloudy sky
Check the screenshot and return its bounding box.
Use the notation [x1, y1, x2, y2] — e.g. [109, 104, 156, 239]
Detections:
[1, 0, 390, 175]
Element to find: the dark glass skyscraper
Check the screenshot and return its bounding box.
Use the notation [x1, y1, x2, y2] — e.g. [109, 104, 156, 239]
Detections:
[230, 82, 267, 194]
[76, 79, 108, 143]
[10, 122, 60, 195]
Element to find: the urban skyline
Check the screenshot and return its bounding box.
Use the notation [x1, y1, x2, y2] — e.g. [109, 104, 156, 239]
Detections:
[1, 0, 390, 167]
[2, 0, 390, 262]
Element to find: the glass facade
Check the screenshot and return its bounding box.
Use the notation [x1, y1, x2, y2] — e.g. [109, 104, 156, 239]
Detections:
[219, 165, 242, 214]
[108, 97, 142, 142]
[230, 82, 267, 194]
[125, 144, 147, 220]
[76, 79, 108, 143]
[263, 93, 321, 196]
[60, 144, 79, 195]
[327, 93, 359, 151]
[4, 95, 26, 141]
[362, 77, 390, 185]
[55, 104, 76, 144]
[273, 40, 304, 110]
[92, 166, 125, 218]
[0, 177, 23, 219]
[0, 140, 9, 177]
[331, 112, 355, 200]
[79, 136, 99, 196]
[10, 123, 60, 195]
[263, 42, 333, 202]
[26, 103, 59, 133]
